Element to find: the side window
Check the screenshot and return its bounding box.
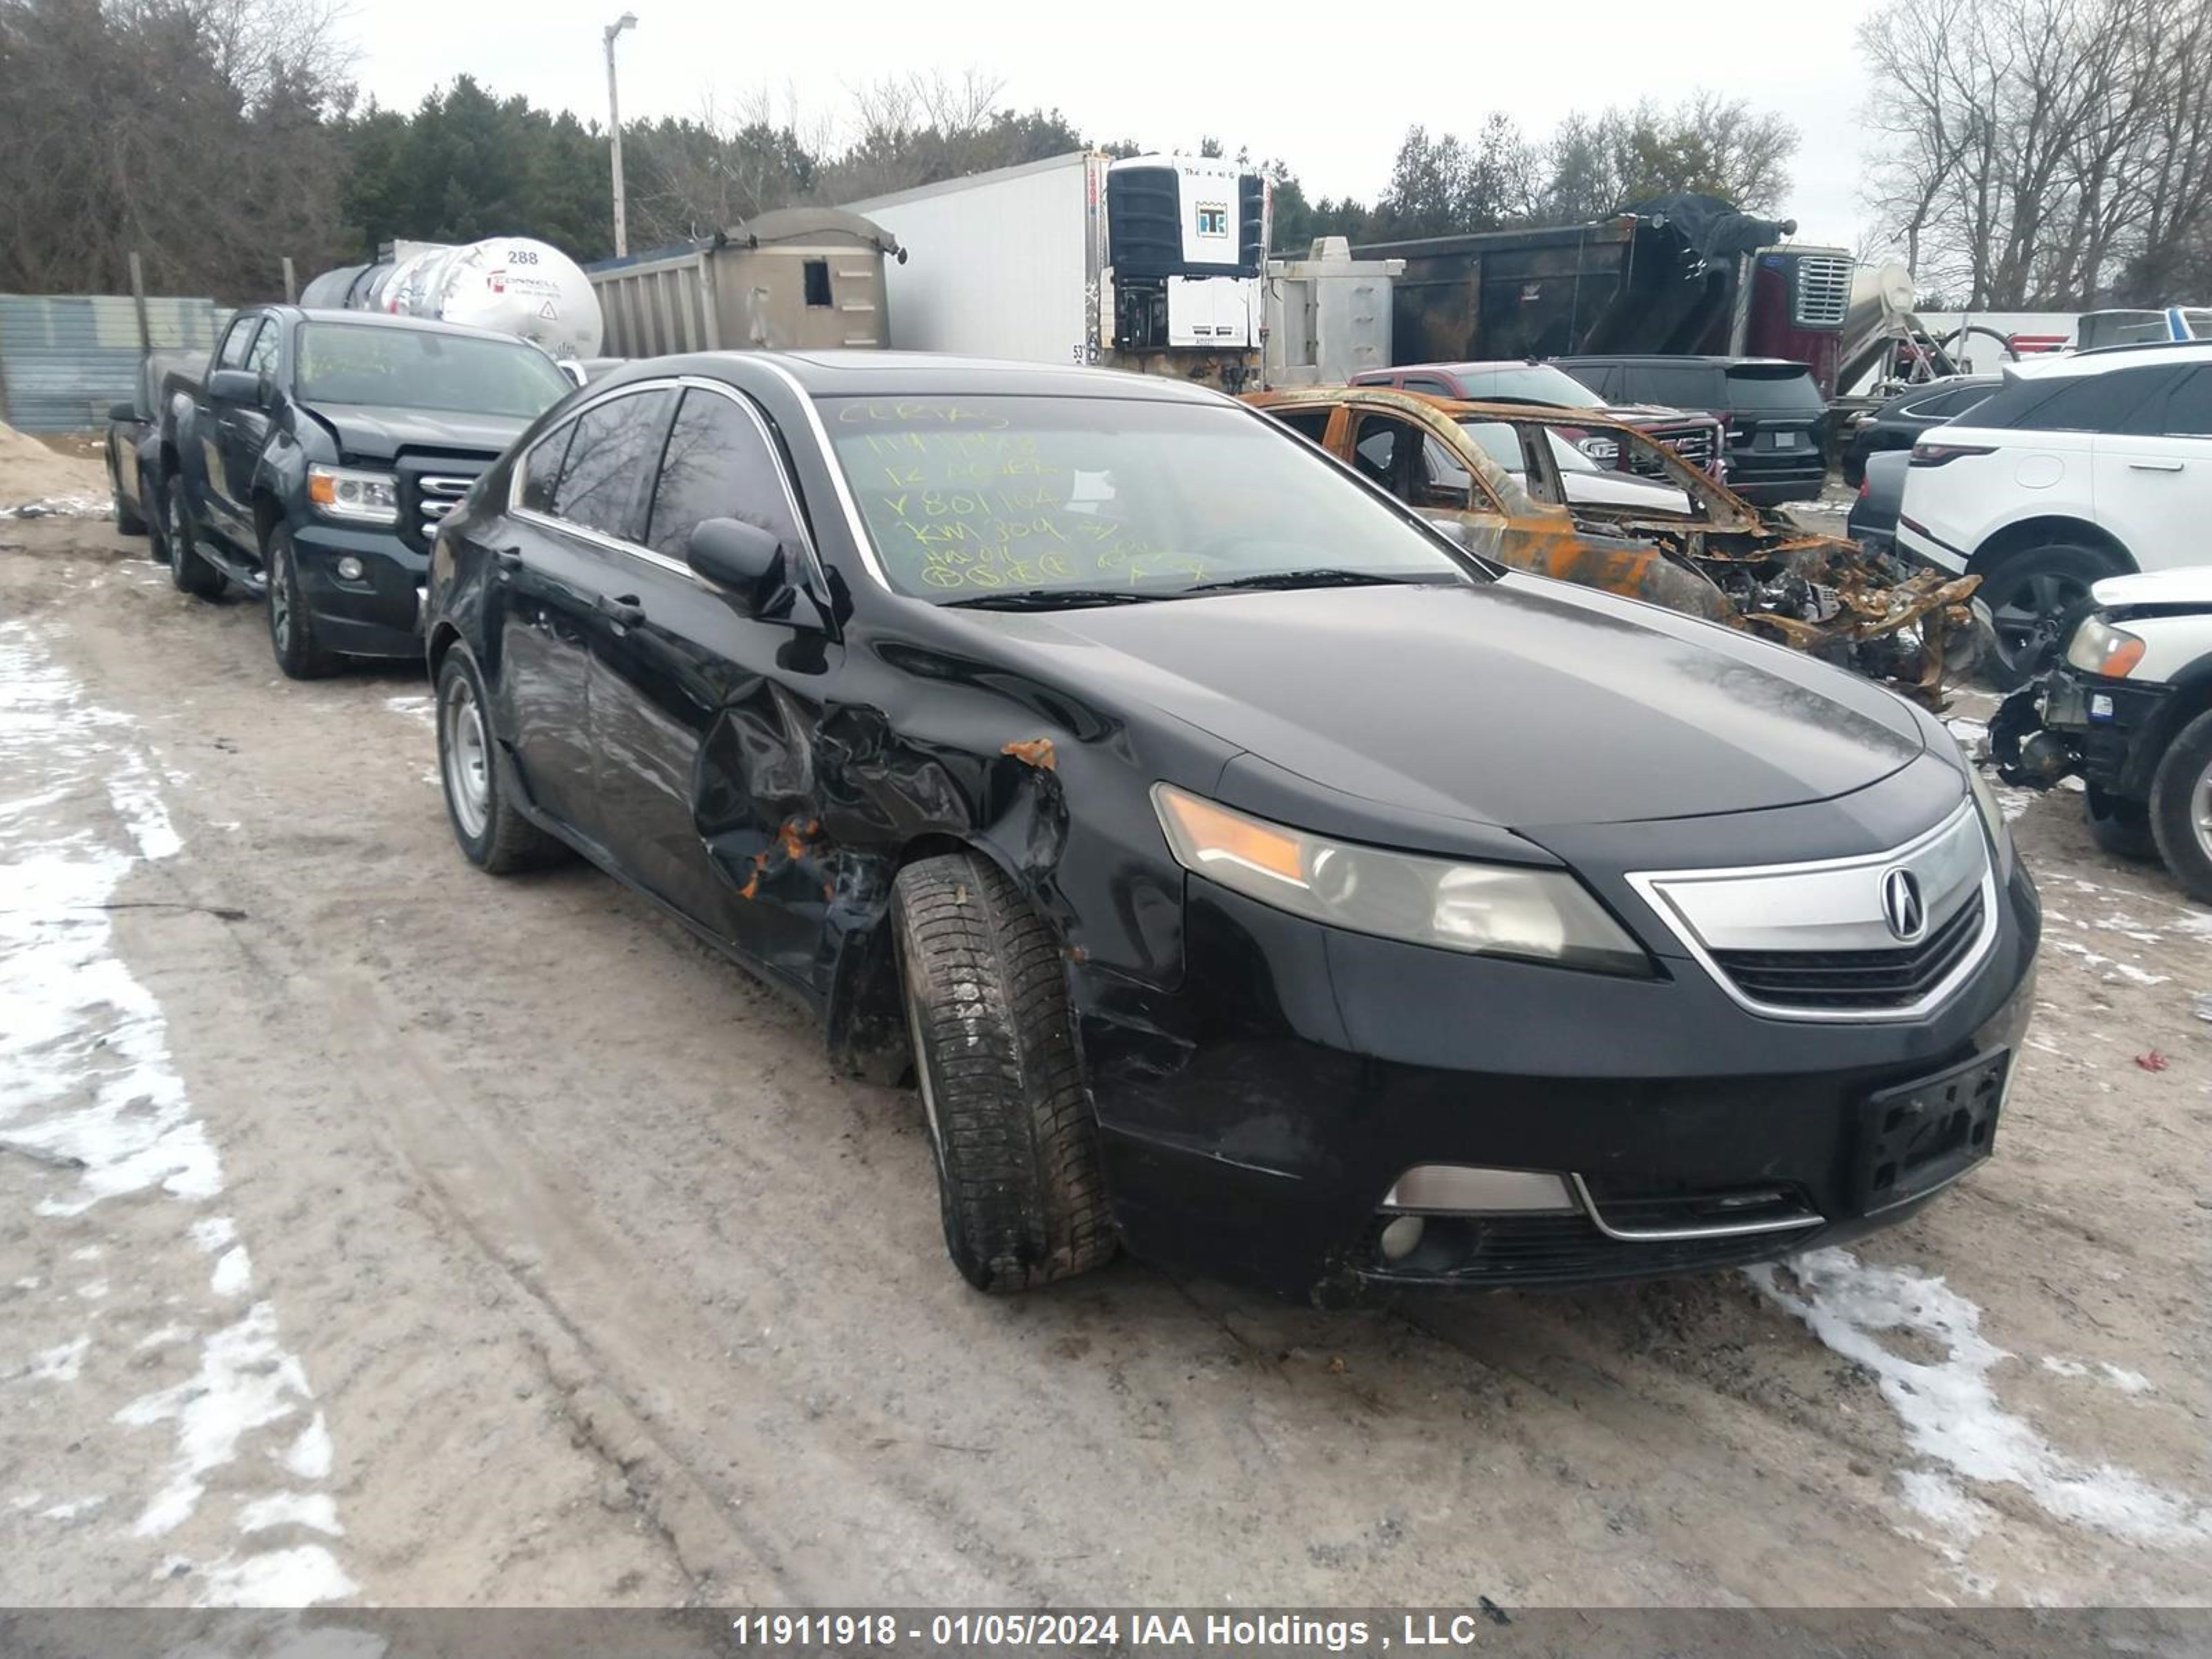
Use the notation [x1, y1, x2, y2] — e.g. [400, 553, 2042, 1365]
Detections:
[1268, 407, 1332, 443]
[216, 317, 261, 370]
[645, 387, 803, 559]
[1352, 415, 1409, 489]
[1417, 436, 1474, 508]
[2157, 367, 2212, 438]
[243, 319, 280, 379]
[552, 388, 676, 541]
[2026, 366, 2175, 435]
[1458, 420, 1528, 476]
[519, 422, 578, 514]
[1573, 363, 1619, 398]
[1403, 376, 1452, 395]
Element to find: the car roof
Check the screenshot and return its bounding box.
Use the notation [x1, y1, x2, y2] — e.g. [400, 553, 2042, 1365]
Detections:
[1382, 360, 1580, 376]
[696, 349, 1230, 404]
[1552, 354, 1812, 369]
[1249, 384, 1642, 430]
[2045, 339, 2212, 371]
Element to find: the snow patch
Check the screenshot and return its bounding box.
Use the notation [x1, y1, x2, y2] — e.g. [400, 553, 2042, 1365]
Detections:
[1750, 1250, 2209, 1550]
[192, 1544, 360, 1609]
[19, 1334, 91, 1383]
[237, 1491, 343, 1537]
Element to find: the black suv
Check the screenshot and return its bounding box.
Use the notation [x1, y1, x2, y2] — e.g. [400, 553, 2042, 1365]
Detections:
[1555, 355, 1828, 505]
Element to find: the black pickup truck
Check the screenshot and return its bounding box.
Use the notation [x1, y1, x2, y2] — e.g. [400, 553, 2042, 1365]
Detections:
[156, 306, 572, 676]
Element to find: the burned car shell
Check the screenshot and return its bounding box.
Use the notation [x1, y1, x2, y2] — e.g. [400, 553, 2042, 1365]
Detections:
[1246, 386, 1981, 706]
[427, 351, 2038, 1304]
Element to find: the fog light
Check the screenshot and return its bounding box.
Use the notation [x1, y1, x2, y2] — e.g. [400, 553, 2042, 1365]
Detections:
[1378, 1215, 1425, 1262]
[336, 556, 365, 581]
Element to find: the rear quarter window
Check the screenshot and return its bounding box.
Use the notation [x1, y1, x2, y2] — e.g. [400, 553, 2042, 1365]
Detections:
[1974, 365, 2176, 435]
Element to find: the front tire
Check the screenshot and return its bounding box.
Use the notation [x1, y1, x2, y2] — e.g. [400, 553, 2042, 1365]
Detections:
[111, 450, 147, 535]
[2084, 785, 2156, 861]
[893, 852, 1114, 1293]
[2148, 711, 2212, 905]
[265, 523, 340, 679]
[163, 477, 223, 599]
[1978, 543, 2117, 691]
[435, 648, 565, 874]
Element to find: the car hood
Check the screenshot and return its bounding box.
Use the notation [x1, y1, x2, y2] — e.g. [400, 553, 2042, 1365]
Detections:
[987, 577, 1924, 831]
[2091, 568, 2212, 612]
[315, 403, 532, 462]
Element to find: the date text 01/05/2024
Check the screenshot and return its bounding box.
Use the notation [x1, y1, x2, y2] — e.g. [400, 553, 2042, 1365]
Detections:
[727, 1612, 1516, 1650]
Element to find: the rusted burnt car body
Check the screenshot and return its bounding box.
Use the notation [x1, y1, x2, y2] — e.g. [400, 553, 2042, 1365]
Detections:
[424, 353, 2036, 1304]
[1246, 386, 1981, 705]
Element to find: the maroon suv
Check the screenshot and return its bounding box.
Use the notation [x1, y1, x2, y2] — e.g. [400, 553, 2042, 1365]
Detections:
[1350, 359, 1727, 482]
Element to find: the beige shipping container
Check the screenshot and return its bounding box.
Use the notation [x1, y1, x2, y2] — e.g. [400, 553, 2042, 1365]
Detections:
[585, 207, 901, 359]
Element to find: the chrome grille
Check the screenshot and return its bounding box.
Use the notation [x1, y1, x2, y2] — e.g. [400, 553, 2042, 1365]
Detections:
[1628, 803, 1998, 1022]
[418, 474, 471, 543]
[1794, 256, 1852, 328]
[1628, 422, 1716, 476]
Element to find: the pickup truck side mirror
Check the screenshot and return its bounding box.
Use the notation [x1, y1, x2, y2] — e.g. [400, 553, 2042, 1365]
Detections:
[107, 400, 137, 424]
[207, 368, 263, 406]
[687, 518, 793, 619]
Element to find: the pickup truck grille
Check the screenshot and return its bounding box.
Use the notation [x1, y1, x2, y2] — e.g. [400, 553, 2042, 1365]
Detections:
[1626, 420, 1717, 476]
[394, 457, 493, 554]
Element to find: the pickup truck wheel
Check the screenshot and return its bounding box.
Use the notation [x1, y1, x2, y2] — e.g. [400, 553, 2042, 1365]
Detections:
[265, 524, 341, 679]
[893, 852, 1114, 1293]
[2083, 785, 2157, 861]
[163, 477, 223, 599]
[140, 469, 166, 560]
[2148, 710, 2212, 903]
[1978, 543, 2114, 691]
[110, 451, 147, 536]
[435, 648, 566, 874]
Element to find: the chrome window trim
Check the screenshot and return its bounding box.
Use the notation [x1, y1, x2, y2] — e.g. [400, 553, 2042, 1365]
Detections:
[1626, 799, 2001, 1024]
[505, 373, 832, 601]
[743, 354, 892, 592]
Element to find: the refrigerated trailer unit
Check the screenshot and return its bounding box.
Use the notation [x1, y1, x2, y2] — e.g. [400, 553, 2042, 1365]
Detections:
[843, 151, 1272, 389]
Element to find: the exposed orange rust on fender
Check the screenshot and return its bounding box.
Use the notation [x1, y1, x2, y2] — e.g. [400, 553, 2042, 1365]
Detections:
[1002, 737, 1058, 771]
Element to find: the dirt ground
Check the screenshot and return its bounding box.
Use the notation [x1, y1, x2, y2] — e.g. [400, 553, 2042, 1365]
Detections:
[0, 509, 2206, 1613]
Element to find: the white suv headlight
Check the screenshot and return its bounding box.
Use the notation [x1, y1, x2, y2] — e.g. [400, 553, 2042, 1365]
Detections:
[1152, 784, 1649, 975]
[2063, 614, 2145, 678]
[307, 465, 400, 524]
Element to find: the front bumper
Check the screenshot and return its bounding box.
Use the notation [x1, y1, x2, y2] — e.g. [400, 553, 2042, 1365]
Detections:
[1080, 853, 2040, 1304]
[1994, 666, 2172, 798]
[291, 520, 429, 659]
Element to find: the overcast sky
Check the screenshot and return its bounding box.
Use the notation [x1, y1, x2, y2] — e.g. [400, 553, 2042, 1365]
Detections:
[348, 0, 1890, 250]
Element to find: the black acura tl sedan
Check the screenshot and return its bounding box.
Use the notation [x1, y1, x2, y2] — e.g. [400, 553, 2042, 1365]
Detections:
[423, 350, 2041, 1304]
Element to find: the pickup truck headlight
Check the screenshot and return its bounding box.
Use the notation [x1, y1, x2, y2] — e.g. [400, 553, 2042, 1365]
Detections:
[1151, 784, 1649, 975]
[307, 465, 399, 525]
[2063, 614, 2145, 678]
[1575, 435, 1620, 463]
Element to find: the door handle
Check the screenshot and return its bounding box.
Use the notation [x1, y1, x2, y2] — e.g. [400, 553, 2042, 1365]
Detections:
[594, 592, 646, 626]
[2128, 460, 2185, 471]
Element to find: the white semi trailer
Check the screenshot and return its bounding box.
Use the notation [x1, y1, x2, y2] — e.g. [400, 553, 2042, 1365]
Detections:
[843, 151, 1272, 390]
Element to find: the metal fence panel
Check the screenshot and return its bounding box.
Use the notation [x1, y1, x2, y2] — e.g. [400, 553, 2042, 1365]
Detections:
[0, 294, 230, 433]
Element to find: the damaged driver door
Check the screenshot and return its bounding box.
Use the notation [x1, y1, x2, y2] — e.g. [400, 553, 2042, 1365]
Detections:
[588, 382, 841, 983]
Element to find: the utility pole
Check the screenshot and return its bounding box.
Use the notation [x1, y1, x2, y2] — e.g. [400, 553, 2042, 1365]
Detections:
[604, 12, 638, 258]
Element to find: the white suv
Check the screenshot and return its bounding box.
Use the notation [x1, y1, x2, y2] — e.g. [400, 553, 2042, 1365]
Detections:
[1897, 340, 2212, 685]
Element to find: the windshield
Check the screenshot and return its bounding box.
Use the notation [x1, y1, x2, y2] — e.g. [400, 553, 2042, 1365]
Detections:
[1463, 364, 1606, 408]
[823, 396, 1477, 603]
[297, 324, 572, 418]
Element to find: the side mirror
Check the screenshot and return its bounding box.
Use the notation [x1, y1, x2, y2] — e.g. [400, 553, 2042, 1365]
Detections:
[207, 368, 262, 405]
[107, 400, 137, 423]
[686, 517, 790, 617]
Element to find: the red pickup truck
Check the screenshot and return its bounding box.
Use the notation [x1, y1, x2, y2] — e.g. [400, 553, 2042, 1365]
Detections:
[1350, 359, 1727, 483]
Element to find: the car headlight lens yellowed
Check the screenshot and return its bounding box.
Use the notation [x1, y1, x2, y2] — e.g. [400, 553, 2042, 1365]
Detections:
[1151, 784, 1649, 975]
[2063, 614, 2144, 678]
[1967, 761, 2009, 855]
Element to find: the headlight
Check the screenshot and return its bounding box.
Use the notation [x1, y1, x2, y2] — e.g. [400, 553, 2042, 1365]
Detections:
[307, 465, 399, 524]
[2063, 613, 2145, 678]
[1576, 435, 1620, 463]
[1151, 784, 1649, 975]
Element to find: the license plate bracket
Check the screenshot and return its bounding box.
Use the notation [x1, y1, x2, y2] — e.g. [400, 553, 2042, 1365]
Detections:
[1853, 1049, 2006, 1214]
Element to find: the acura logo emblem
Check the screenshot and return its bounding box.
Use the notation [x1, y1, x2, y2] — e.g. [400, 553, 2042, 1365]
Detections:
[1882, 867, 1927, 942]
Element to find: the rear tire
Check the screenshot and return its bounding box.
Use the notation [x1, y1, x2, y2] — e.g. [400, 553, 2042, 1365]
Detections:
[2083, 785, 2156, 861]
[265, 523, 341, 679]
[1978, 542, 2118, 691]
[893, 852, 1114, 1293]
[163, 476, 223, 599]
[2148, 710, 2212, 905]
[435, 648, 566, 874]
